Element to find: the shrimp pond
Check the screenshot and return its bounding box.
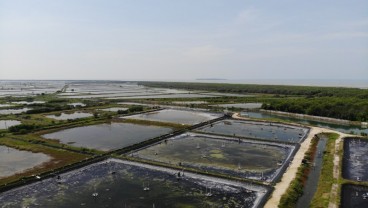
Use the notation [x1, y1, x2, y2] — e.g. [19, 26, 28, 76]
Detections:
[42, 122, 173, 151]
[341, 184, 368, 208]
[130, 133, 295, 182]
[342, 138, 368, 182]
[0, 146, 51, 178]
[124, 109, 220, 125]
[0, 120, 21, 129]
[0, 159, 269, 208]
[198, 119, 309, 143]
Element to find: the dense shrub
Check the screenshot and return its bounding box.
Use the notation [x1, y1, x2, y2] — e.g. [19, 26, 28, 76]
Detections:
[128, 105, 144, 112]
[8, 124, 40, 134]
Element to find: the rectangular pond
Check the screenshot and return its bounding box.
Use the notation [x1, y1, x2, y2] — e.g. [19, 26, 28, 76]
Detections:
[0, 120, 21, 130]
[0, 108, 31, 115]
[172, 101, 208, 105]
[0, 159, 269, 208]
[342, 138, 368, 182]
[124, 109, 221, 125]
[0, 104, 14, 108]
[42, 122, 173, 151]
[0, 146, 51, 178]
[98, 107, 128, 112]
[130, 133, 295, 182]
[211, 103, 262, 109]
[341, 184, 368, 208]
[117, 102, 152, 106]
[68, 103, 86, 107]
[108, 93, 219, 99]
[197, 119, 309, 143]
[46, 112, 93, 120]
[198, 92, 254, 97]
[11, 101, 45, 105]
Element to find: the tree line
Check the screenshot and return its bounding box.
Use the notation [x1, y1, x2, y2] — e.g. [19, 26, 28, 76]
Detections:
[139, 82, 368, 121]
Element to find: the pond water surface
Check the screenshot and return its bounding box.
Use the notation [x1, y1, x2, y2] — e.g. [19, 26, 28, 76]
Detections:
[211, 103, 263, 109]
[172, 101, 208, 105]
[341, 184, 368, 208]
[0, 159, 268, 208]
[11, 101, 45, 105]
[46, 112, 93, 120]
[0, 120, 21, 129]
[0, 108, 31, 115]
[342, 138, 368, 182]
[68, 103, 86, 107]
[125, 109, 220, 125]
[109, 93, 218, 99]
[296, 135, 328, 208]
[0, 104, 13, 108]
[42, 123, 173, 151]
[0, 146, 51, 178]
[132, 133, 294, 182]
[198, 120, 309, 143]
[99, 107, 128, 112]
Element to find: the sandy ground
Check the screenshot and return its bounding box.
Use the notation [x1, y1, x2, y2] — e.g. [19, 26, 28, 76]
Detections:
[232, 113, 350, 208]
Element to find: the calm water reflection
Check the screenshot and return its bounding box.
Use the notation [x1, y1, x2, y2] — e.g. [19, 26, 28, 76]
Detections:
[42, 122, 173, 151]
[0, 146, 51, 178]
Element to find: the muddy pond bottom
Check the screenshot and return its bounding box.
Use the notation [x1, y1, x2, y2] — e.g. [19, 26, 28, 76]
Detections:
[0, 159, 268, 208]
[130, 133, 295, 182]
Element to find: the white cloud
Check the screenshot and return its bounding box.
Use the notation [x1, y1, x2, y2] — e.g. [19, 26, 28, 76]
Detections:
[234, 8, 258, 25]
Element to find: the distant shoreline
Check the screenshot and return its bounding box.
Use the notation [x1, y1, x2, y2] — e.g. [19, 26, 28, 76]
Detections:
[1, 79, 367, 89]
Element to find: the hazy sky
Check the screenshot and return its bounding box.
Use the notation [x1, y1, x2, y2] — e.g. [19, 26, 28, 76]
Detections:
[0, 0, 367, 80]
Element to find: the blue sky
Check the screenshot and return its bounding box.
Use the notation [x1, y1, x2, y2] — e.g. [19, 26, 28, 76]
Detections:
[0, 0, 367, 80]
